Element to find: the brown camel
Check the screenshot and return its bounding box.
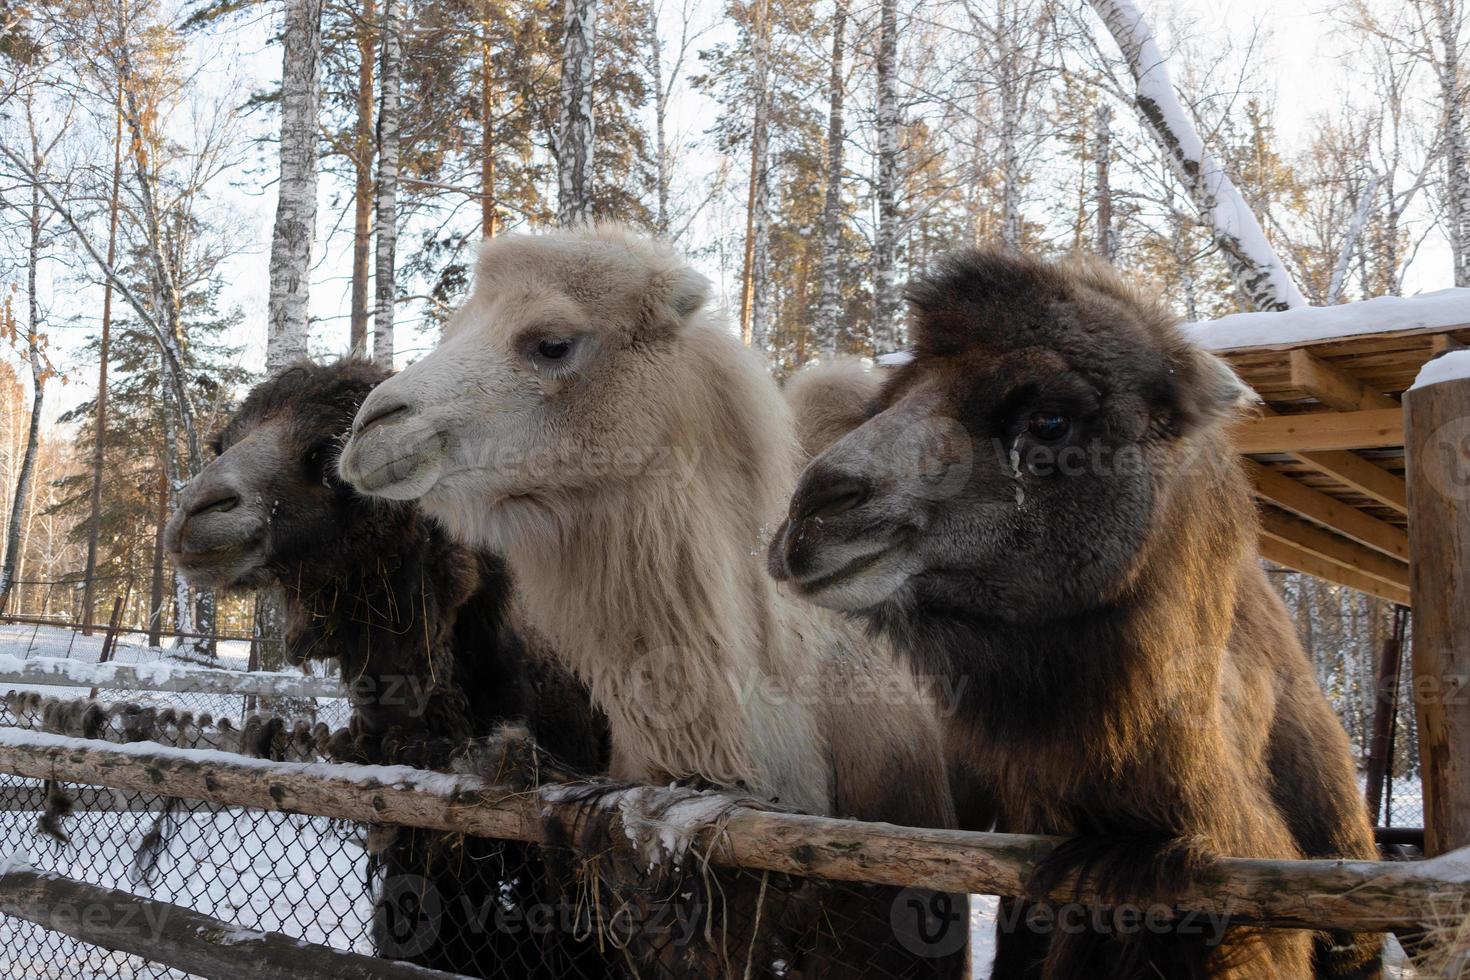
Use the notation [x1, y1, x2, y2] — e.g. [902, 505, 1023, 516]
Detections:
[769, 250, 1384, 980]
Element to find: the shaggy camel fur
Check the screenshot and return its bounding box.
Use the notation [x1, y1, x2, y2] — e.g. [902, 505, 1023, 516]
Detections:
[769, 251, 1383, 980]
[339, 226, 968, 977]
[166, 359, 612, 979]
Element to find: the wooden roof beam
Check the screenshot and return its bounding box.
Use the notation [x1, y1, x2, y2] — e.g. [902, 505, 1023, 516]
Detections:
[1288, 349, 1400, 412]
[1254, 405, 1407, 514]
[1258, 508, 1408, 589]
[1230, 408, 1402, 454]
[1431, 334, 1466, 355]
[1259, 537, 1411, 606]
[1245, 460, 1410, 561]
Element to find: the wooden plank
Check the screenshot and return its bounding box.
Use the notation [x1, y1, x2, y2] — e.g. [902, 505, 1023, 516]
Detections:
[1258, 510, 1409, 589]
[1231, 408, 1404, 454]
[1289, 349, 1400, 412]
[1259, 537, 1412, 606]
[1257, 405, 1408, 513]
[0, 730, 1468, 932]
[1406, 374, 1470, 856]
[0, 867, 466, 980]
[1247, 460, 1410, 561]
[1290, 449, 1408, 513]
[1431, 334, 1466, 355]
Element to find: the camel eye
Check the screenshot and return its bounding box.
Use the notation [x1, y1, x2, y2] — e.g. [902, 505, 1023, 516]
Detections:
[1026, 413, 1070, 442]
[536, 338, 573, 361]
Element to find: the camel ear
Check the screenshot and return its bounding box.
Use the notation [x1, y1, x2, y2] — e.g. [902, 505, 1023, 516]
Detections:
[1170, 344, 1256, 431]
[668, 267, 710, 319]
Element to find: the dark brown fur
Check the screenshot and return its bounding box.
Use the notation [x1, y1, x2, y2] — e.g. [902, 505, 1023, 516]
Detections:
[167, 359, 612, 978]
[770, 252, 1383, 980]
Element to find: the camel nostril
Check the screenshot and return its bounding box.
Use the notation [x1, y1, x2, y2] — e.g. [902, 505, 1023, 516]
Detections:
[792, 476, 870, 524]
[355, 401, 410, 436]
[187, 493, 240, 519]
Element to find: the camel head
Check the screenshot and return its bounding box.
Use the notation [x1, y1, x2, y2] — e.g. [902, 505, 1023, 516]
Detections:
[166, 359, 395, 590]
[339, 225, 711, 553]
[768, 250, 1252, 621]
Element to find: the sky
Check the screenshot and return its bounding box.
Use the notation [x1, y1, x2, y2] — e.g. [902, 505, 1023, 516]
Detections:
[9, 0, 1458, 429]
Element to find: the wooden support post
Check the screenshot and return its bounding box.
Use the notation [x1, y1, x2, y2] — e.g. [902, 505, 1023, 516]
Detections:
[1364, 608, 1407, 825]
[1405, 373, 1470, 856]
[0, 867, 465, 980]
[91, 595, 125, 700]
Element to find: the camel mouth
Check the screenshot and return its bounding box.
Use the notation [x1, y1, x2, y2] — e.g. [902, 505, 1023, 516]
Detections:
[779, 538, 912, 611]
[169, 540, 270, 590]
[341, 427, 448, 501]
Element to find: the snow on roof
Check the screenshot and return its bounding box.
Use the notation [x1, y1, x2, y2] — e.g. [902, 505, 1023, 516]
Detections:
[1182, 288, 1470, 352]
[1409, 350, 1470, 393]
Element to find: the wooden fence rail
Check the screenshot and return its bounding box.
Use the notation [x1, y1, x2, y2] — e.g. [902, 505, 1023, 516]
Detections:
[0, 729, 1466, 934]
[0, 865, 469, 980]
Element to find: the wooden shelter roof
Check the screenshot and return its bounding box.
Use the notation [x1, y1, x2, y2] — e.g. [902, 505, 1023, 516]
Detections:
[1201, 312, 1470, 607]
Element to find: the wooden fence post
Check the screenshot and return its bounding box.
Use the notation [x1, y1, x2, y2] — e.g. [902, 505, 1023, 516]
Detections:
[1364, 607, 1407, 826]
[1406, 371, 1470, 856]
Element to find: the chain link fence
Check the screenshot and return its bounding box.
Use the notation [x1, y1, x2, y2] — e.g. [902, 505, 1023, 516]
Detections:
[0, 620, 986, 979]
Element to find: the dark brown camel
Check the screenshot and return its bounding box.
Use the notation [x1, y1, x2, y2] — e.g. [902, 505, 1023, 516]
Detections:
[769, 251, 1383, 980]
[165, 358, 612, 979]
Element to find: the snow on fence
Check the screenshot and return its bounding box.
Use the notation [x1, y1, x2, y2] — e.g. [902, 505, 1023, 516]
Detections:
[2, 731, 1468, 933]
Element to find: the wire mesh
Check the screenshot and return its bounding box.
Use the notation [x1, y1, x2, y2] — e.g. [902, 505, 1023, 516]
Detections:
[0, 766, 981, 979]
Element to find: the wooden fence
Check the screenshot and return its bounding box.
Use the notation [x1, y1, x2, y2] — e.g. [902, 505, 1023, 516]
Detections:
[0, 728, 1466, 936]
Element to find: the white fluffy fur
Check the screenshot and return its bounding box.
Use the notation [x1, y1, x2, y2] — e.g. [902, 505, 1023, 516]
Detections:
[341, 225, 952, 823]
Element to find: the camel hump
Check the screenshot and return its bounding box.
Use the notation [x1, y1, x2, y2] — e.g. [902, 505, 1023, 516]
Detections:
[784, 356, 886, 458]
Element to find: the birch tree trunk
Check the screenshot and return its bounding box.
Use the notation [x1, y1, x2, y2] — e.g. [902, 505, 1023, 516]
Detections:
[350, 0, 376, 356]
[81, 92, 123, 634]
[556, 0, 598, 227]
[265, 0, 323, 375]
[1328, 173, 1381, 304]
[1088, 0, 1307, 311]
[373, 0, 402, 367]
[739, 0, 771, 347]
[1431, 0, 1470, 286]
[815, 0, 847, 358]
[646, 0, 668, 235]
[871, 0, 901, 350]
[0, 174, 46, 613]
[1095, 104, 1115, 261]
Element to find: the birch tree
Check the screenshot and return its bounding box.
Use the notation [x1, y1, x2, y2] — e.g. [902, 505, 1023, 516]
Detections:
[871, 0, 901, 352]
[737, 0, 771, 347]
[265, 0, 323, 374]
[1423, 0, 1470, 286]
[814, 0, 847, 357]
[0, 89, 70, 612]
[350, 0, 376, 355]
[373, 0, 401, 366]
[556, 0, 598, 226]
[1087, 0, 1306, 311]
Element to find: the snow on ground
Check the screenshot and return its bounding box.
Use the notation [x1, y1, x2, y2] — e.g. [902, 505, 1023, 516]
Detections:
[0, 623, 350, 729]
[1, 622, 368, 976]
[1183, 287, 1470, 352]
[0, 780, 377, 979]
